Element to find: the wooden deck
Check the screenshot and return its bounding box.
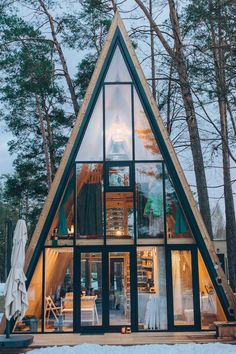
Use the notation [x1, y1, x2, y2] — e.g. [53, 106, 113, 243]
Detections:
[1, 331, 236, 353]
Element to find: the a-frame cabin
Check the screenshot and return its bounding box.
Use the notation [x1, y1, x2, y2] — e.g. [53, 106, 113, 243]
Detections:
[4, 12, 236, 334]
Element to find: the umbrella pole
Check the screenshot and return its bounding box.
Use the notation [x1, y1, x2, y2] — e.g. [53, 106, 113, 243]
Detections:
[6, 320, 10, 339]
[5, 220, 13, 339]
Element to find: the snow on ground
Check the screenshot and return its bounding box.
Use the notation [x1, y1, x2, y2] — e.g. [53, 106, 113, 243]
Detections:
[0, 283, 5, 296]
[27, 343, 236, 354]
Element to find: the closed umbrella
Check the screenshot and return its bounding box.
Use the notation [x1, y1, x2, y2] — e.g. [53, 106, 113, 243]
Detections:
[4, 219, 28, 321]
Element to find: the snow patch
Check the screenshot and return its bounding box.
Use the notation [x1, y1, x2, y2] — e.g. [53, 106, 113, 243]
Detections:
[27, 343, 236, 354]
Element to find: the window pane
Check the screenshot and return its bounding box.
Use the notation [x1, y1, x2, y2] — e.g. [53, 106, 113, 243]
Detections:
[105, 85, 132, 160]
[47, 170, 75, 244]
[171, 250, 194, 326]
[106, 191, 134, 240]
[138, 247, 167, 330]
[54, 172, 74, 240]
[109, 252, 131, 325]
[165, 171, 193, 240]
[134, 88, 162, 160]
[14, 254, 43, 333]
[108, 165, 130, 187]
[136, 163, 164, 238]
[76, 92, 103, 161]
[105, 46, 131, 82]
[44, 248, 73, 332]
[198, 251, 226, 329]
[81, 253, 102, 326]
[76, 164, 103, 240]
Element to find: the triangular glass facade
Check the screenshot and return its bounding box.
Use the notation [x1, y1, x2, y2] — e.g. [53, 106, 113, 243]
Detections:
[13, 20, 233, 336]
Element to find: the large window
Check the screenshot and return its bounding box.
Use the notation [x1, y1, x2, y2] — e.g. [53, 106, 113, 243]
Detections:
[80, 253, 102, 326]
[137, 247, 167, 330]
[134, 88, 162, 160]
[76, 164, 103, 240]
[104, 46, 132, 83]
[14, 254, 43, 333]
[109, 252, 131, 325]
[105, 84, 132, 161]
[165, 172, 193, 241]
[198, 252, 226, 329]
[44, 248, 73, 332]
[106, 191, 134, 241]
[76, 92, 103, 161]
[171, 250, 194, 326]
[136, 163, 164, 239]
[47, 171, 75, 244]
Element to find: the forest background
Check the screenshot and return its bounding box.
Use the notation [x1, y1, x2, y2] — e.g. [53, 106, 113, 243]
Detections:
[0, 0, 235, 290]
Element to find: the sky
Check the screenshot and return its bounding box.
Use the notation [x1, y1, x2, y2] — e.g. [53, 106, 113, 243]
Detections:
[0, 126, 14, 175]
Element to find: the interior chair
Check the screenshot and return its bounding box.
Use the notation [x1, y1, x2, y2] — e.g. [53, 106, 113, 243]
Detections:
[81, 295, 99, 325]
[44, 295, 62, 324]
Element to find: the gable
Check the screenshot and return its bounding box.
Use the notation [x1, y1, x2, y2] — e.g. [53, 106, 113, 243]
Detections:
[23, 12, 236, 324]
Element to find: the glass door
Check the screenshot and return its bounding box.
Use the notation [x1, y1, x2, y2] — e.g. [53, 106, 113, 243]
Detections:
[77, 251, 103, 331]
[109, 252, 131, 326]
[167, 246, 201, 330]
[76, 247, 135, 332]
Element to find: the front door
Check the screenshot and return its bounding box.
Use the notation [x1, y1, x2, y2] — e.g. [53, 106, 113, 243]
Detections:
[167, 246, 201, 330]
[75, 247, 135, 332]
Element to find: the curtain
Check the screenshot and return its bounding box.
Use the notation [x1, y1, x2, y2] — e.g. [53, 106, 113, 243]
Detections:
[77, 183, 103, 236]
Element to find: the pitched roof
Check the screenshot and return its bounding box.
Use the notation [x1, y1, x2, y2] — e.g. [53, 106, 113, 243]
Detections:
[24, 11, 236, 319]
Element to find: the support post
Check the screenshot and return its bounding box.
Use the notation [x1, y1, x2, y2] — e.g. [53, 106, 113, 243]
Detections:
[5, 220, 13, 338]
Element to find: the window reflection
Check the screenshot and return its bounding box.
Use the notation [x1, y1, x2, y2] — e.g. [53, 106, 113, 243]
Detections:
[136, 163, 164, 238]
[134, 88, 162, 160]
[105, 85, 132, 161]
[138, 247, 167, 330]
[105, 46, 132, 82]
[108, 166, 130, 188]
[76, 92, 103, 161]
[109, 252, 131, 325]
[171, 250, 194, 326]
[198, 252, 226, 329]
[81, 253, 102, 326]
[165, 173, 193, 240]
[49, 171, 75, 243]
[44, 248, 73, 332]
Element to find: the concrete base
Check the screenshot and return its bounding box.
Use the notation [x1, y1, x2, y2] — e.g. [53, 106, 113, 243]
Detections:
[0, 334, 33, 348]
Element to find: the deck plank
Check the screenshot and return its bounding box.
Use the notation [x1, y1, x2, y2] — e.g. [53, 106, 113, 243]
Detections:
[1, 331, 235, 353]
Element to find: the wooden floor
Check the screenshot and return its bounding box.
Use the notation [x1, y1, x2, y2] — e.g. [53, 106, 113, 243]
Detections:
[1, 331, 236, 353]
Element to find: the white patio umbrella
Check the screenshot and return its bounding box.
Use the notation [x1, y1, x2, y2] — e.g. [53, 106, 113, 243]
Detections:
[4, 219, 28, 321]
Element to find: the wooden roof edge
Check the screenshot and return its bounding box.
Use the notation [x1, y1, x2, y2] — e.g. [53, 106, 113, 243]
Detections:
[116, 15, 236, 315]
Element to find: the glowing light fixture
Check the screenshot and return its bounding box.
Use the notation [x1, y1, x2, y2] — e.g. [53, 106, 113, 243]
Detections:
[108, 115, 130, 160]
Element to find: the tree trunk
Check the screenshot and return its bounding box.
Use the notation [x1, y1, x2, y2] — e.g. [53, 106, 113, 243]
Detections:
[149, 0, 156, 101]
[135, 0, 213, 238]
[166, 59, 174, 135]
[36, 95, 52, 190]
[38, 0, 80, 117]
[208, 0, 236, 290]
[44, 106, 56, 180]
